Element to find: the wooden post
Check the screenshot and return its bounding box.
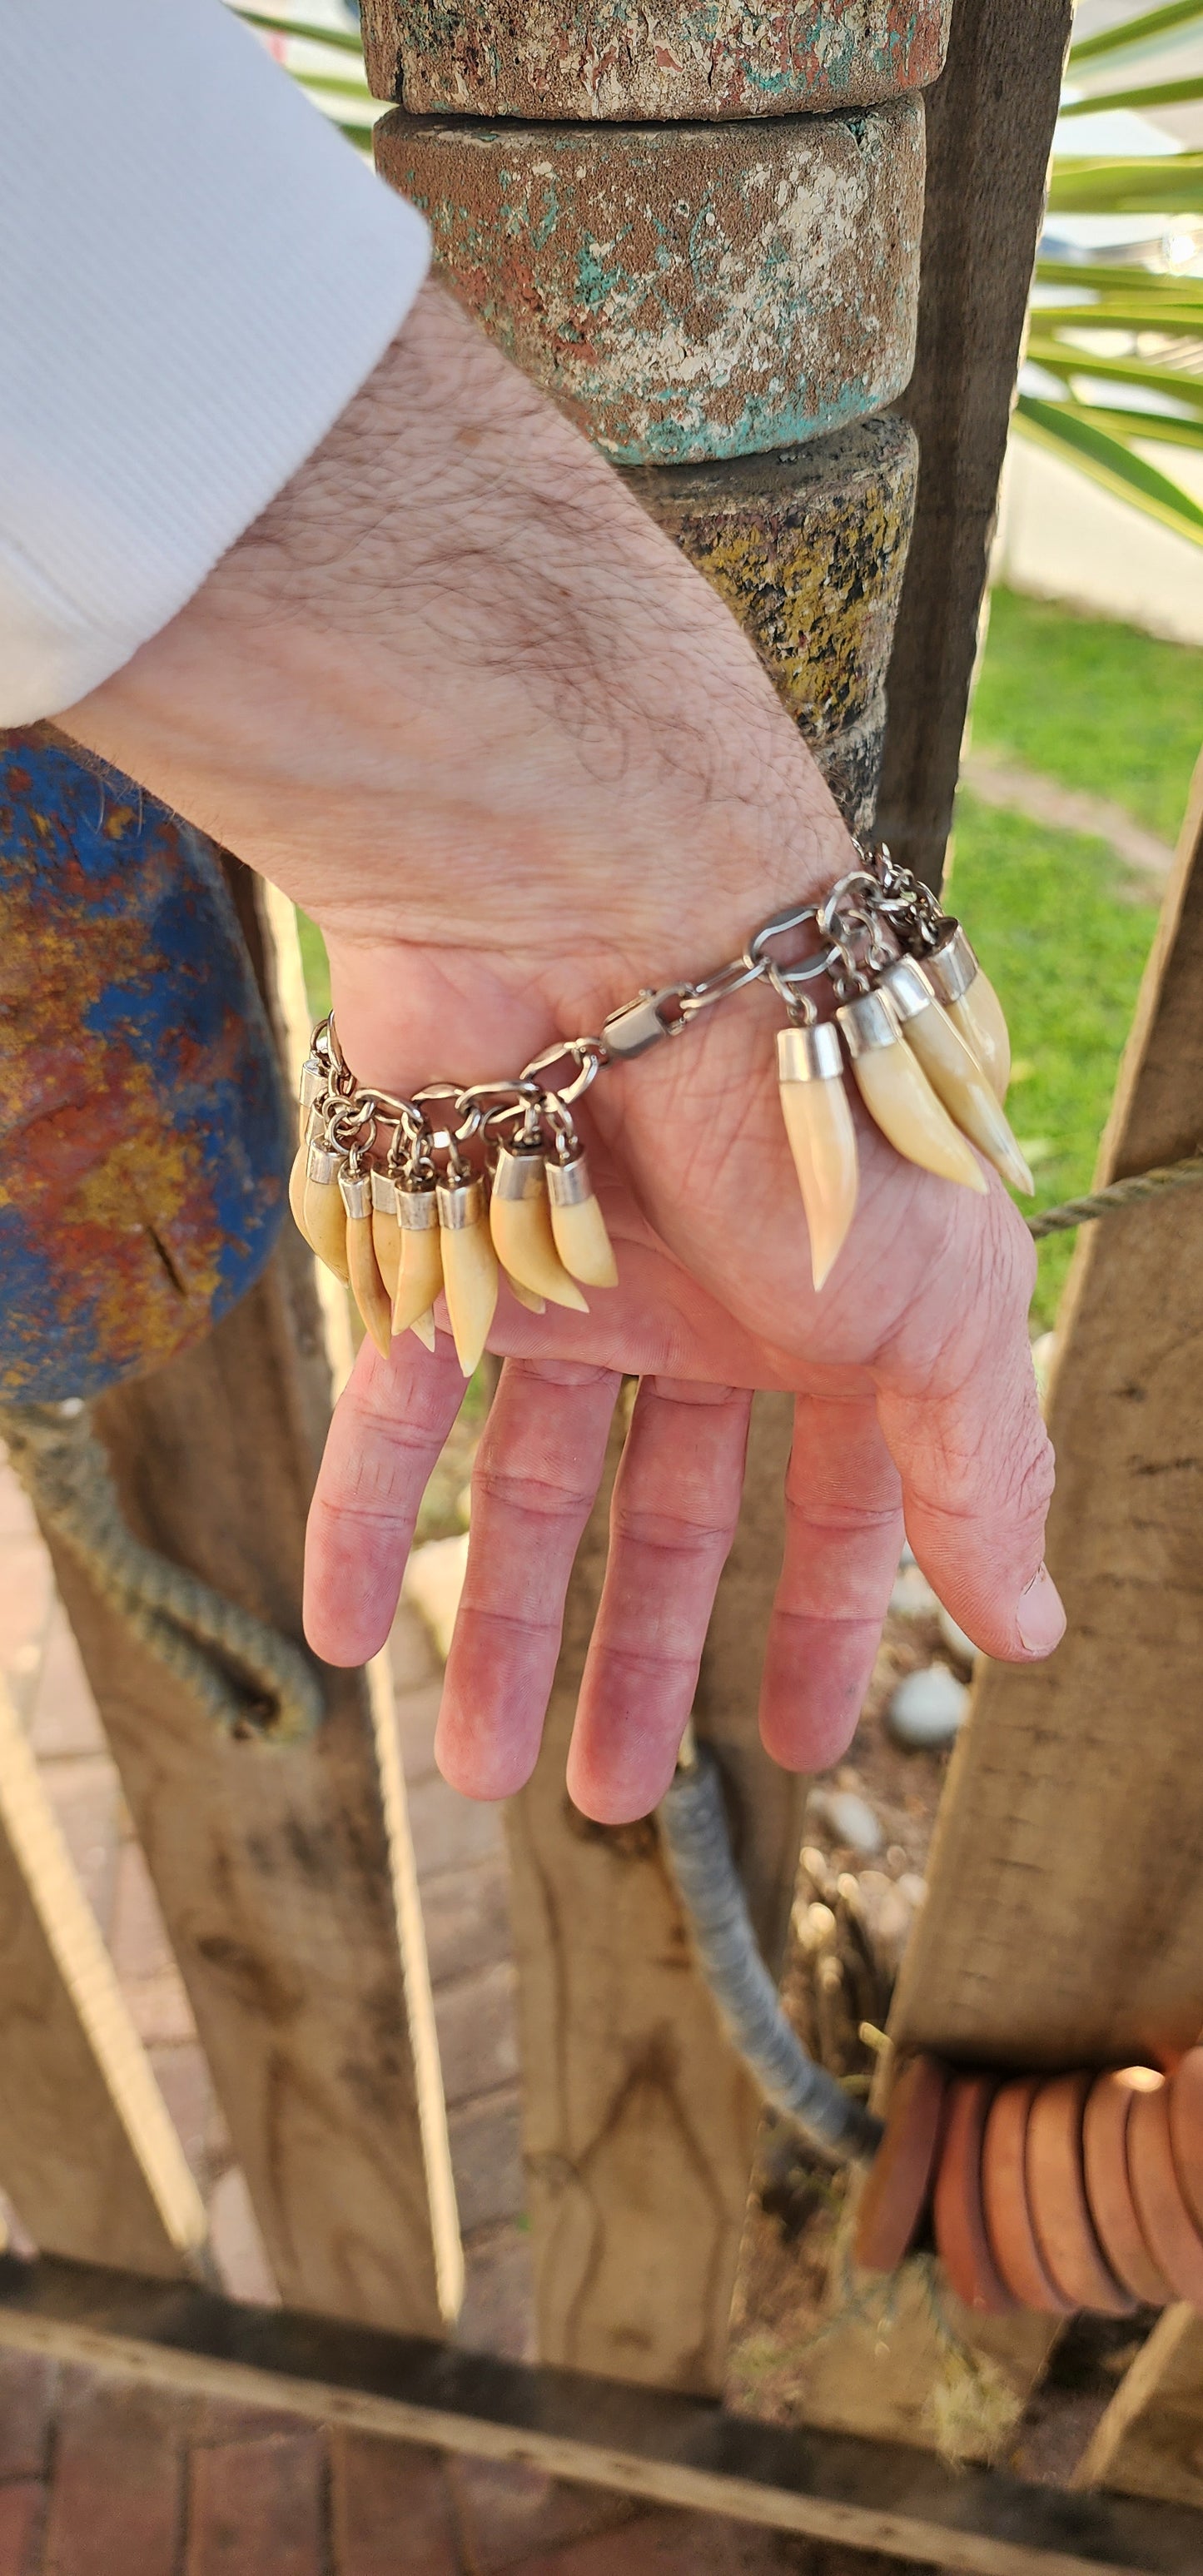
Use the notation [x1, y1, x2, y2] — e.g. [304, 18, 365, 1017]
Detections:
[0, 1674, 206, 2280]
[505, 1396, 803, 2391]
[876, 0, 1075, 887]
[23, 882, 460, 2337]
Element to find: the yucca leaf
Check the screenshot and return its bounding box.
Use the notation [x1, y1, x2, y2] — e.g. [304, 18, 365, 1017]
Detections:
[1032, 399, 1203, 451]
[1014, 395, 1203, 543]
[1036, 261, 1203, 296]
[1060, 73, 1203, 114]
[292, 70, 375, 98]
[1036, 301, 1203, 331]
[232, 7, 365, 53]
[1069, 0, 1203, 67]
[1047, 155, 1203, 215]
[1027, 338, 1203, 410]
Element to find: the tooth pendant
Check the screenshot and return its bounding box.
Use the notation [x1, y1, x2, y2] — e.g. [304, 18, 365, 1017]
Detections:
[776, 1024, 858, 1291]
[922, 925, 1012, 1102]
[437, 1176, 499, 1377]
[303, 1144, 351, 1281]
[544, 1152, 619, 1287]
[370, 1170, 403, 1302]
[489, 1147, 588, 1311]
[288, 1142, 312, 1245]
[881, 959, 1032, 1196]
[340, 1170, 394, 1357]
[837, 991, 987, 1194]
[393, 1184, 444, 1346]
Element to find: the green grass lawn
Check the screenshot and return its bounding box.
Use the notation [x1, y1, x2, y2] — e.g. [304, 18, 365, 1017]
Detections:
[973, 587, 1203, 847]
[960, 588, 1203, 1330]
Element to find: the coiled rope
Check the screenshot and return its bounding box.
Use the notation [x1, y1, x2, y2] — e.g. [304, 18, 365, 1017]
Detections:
[0, 1400, 322, 1745]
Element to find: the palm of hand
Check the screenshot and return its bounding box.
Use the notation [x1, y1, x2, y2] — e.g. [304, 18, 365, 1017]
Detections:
[306, 927, 1056, 1824]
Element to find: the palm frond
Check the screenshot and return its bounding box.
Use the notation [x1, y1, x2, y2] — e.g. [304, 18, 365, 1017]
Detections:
[231, 7, 365, 51]
[1046, 154, 1203, 215]
[1068, 0, 1203, 68]
[1060, 73, 1203, 115]
[1014, 395, 1203, 544]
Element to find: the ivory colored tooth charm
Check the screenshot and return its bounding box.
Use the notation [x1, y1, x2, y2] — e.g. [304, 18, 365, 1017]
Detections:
[545, 1152, 619, 1288]
[370, 1169, 403, 1303]
[923, 924, 1012, 1101]
[303, 1144, 351, 1282]
[341, 1170, 394, 1359]
[490, 1147, 588, 1311]
[776, 1023, 859, 1292]
[438, 1176, 500, 1375]
[298, 1050, 324, 1140]
[837, 991, 988, 1194]
[393, 1185, 445, 1340]
[288, 1142, 312, 1245]
[881, 958, 1033, 1196]
[505, 1275, 547, 1315]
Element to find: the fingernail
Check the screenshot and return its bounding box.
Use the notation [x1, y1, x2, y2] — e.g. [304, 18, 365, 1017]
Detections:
[1017, 1564, 1066, 1656]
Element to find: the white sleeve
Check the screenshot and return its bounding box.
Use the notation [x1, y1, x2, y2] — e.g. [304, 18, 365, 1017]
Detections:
[0, 0, 430, 724]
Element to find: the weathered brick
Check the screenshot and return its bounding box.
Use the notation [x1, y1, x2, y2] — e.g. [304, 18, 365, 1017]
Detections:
[507, 2504, 809, 2571]
[0, 2348, 55, 2479]
[0, 2479, 44, 2576]
[26, 1600, 103, 1761]
[625, 417, 916, 744]
[447, 2085, 524, 2230]
[42, 2372, 186, 2576]
[435, 1962, 520, 2106]
[456, 2224, 536, 2363]
[375, 107, 924, 465]
[185, 2433, 326, 2576]
[363, 0, 949, 122]
[330, 2433, 461, 2575]
[420, 1859, 513, 1987]
[408, 1774, 506, 1882]
[448, 2458, 638, 2572]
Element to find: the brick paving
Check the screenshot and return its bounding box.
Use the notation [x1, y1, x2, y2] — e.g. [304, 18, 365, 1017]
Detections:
[0, 1450, 920, 2574]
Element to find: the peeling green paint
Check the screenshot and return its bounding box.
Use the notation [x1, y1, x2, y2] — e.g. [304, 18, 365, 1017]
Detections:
[377, 105, 925, 465]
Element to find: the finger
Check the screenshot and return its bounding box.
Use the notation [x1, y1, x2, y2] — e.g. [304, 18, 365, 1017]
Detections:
[760, 1391, 903, 1773]
[874, 1200, 1063, 1661]
[436, 1356, 621, 1801]
[567, 1377, 753, 1824]
[304, 1330, 466, 1664]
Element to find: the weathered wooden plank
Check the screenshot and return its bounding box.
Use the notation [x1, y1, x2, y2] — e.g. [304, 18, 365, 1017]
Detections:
[803, 763, 1203, 2461]
[375, 107, 924, 466]
[1076, 2308, 1203, 2509]
[0, 1676, 205, 2280]
[875, 0, 1075, 883]
[505, 1393, 805, 2395]
[6, 2253, 1203, 2576]
[24, 881, 458, 2336]
[363, 0, 951, 123]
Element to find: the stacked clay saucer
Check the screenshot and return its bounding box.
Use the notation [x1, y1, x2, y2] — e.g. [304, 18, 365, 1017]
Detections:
[855, 2048, 1203, 2315]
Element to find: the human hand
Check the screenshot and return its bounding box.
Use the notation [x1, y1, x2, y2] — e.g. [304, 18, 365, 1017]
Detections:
[61, 280, 1061, 1823]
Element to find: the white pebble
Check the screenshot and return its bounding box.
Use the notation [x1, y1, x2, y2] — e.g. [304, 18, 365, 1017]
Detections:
[890, 1559, 937, 1619]
[808, 1788, 883, 1855]
[887, 1663, 968, 1750]
[937, 1603, 977, 1668]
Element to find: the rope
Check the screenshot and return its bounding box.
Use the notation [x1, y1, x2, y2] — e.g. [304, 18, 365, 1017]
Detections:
[659, 1743, 882, 2164]
[0, 1400, 323, 1745]
[1027, 1149, 1203, 1238]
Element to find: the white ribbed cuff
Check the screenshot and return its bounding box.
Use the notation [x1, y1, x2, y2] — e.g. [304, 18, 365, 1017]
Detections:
[0, 0, 430, 723]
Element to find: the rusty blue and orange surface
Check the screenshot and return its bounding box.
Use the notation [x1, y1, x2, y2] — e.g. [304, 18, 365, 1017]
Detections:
[0, 738, 288, 1400]
[377, 106, 925, 465]
[389, 0, 951, 122]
